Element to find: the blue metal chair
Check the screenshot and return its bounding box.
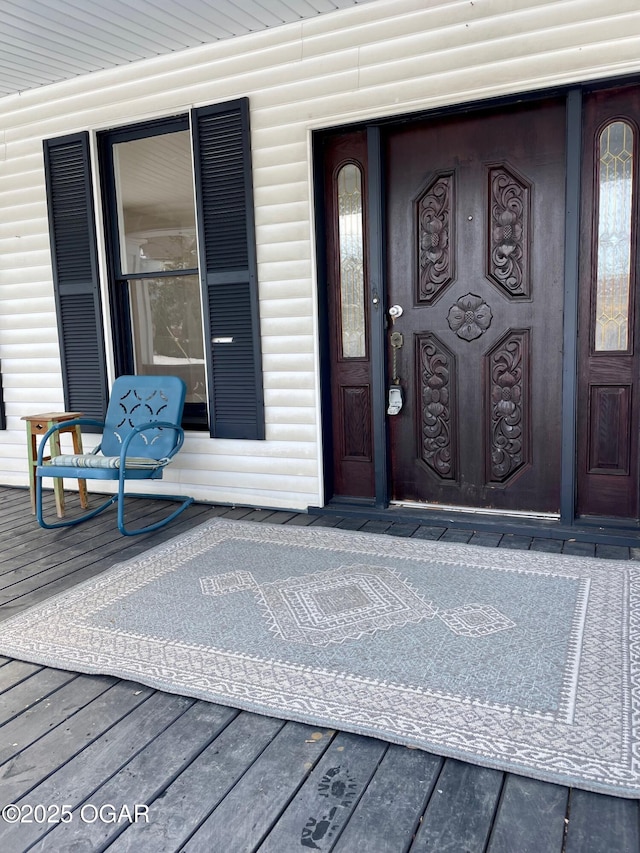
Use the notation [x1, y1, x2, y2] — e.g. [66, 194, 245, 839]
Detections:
[35, 375, 194, 536]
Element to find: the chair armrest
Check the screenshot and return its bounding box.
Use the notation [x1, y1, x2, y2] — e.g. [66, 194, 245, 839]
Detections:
[36, 418, 105, 465]
[119, 421, 186, 464]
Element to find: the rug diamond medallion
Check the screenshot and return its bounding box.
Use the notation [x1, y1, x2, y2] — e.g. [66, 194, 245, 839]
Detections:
[199, 565, 515, 646]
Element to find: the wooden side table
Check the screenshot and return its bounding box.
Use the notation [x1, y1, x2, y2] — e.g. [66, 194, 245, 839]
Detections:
[22, 412, 89, 518]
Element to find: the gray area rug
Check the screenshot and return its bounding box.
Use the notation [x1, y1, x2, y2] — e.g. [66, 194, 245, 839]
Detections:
[1, 518, 639, 797]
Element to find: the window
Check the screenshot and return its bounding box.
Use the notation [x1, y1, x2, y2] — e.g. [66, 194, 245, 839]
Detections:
[594, 120, 635, 352]
[336, 163, 366, 359]
[44, 99, 265, 439]
[101, 118, 207, 428]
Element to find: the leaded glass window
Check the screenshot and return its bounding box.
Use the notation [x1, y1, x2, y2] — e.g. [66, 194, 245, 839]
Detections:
[595, 120, 635, 352]
[337, 163, 366, 358]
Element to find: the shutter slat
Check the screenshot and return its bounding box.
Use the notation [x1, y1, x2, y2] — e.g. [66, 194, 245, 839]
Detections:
[44, 133, 108, 426]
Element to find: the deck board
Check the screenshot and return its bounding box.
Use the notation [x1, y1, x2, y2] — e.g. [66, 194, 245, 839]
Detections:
[564, 789, 640, 853]
[0, 674, 117, 766]
[109, 712, 286, 851]
[257, 731, 388, 852]
[0, 660, 43, 692]
[0, 667, 77, 727]
[183, 721, 333, 852]
[332, 746, 442, 853]
[486, 775, 569, 853]
[0, 681, 154, 807]
[410, 759, 504, 853]
[27, 701, 239, 852]
[0, 692, 195, 850]
[0, 486, 636, 851]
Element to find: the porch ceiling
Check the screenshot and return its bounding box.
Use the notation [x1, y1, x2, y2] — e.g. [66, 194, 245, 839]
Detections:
[0, 0, 382, 97]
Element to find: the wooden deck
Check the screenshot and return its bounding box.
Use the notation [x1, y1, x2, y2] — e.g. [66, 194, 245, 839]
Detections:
[0, 485, 638, 852]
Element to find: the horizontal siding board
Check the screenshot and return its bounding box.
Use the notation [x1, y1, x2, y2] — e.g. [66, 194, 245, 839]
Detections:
[359, 19, 640, 85]
[254, 201, 310, 227]
[178, 454, 318, 477]
[265, 406, 316, 425]
[256, 260, 313, 281]
[261, 320, 314, 340]
[258, 240, 311, 264]
[252, 142, 308, 169]
[258, 280, 316, 299]
[185, 436, 317, 459]
[253, 181, 310, 206]
[262, 355, 316, 374]
[0, 303, 55, 320]
[259, 298, 313, 318]
[263, 423, 318, 442]
[185, 467, 318, 492]
[356, 43, 640, 108]
[255, 163, 308, 187]
[264, 389, 316, 408]
[264, 373, 315, 391]
[255, 223, 310, 247]
[261, 335, 314, 355]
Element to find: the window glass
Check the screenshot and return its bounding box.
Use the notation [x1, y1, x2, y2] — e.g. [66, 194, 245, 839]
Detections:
[595, 120, 634, 352]
[129, 275, 207, 404]
[111, 129, 205, 410]
[337, 163, 366, 358]
[113, 132, 197, 275]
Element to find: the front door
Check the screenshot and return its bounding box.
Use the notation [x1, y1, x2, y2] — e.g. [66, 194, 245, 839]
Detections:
[385, 101, 566, 512]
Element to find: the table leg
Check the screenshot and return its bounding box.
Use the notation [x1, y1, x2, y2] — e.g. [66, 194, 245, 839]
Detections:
[72, 425, 89, 509]
[48, 423, 66, 518]
[26, 426, 37, 514]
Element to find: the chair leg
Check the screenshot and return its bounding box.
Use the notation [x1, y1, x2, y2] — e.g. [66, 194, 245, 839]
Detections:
[116, 482, 195, 536]
[35, 475, 117, 530]
[116, 494, 195, 536]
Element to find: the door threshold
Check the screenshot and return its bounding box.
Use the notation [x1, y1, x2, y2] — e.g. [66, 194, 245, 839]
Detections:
[390, 500, 561, 522]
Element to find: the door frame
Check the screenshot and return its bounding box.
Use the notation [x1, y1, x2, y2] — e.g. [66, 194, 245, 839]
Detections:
[315, 78, 640, 533]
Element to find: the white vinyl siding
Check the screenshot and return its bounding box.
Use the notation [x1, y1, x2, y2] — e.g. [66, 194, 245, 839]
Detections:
[1, 0, 640, 508]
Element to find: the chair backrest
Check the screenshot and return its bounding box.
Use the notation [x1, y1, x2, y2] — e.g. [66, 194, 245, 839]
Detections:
[101, 375, 187, 460]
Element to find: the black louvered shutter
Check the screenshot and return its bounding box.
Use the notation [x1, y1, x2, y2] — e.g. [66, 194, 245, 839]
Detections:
[192, 99, 265, 439]
[43, 133, 108, 424]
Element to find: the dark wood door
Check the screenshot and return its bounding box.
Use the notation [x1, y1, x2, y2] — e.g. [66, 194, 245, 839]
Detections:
[385, 101, 566, 512]
[577, 86, 640, 519]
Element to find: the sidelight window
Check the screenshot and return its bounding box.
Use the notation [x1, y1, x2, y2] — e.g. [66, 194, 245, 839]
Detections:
[594, 120, 635, 352]
[337, 163, 366, 359]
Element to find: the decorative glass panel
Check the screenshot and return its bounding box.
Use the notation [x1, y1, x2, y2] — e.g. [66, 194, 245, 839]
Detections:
[337, 163, 366, 358]
[595, 121, 634, 351]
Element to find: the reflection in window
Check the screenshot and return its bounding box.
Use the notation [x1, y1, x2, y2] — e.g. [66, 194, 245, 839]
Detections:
[337, 164, 366, 358]
[129, 275, 207, 404]
[113, 132, 197, 275]
[595, 120, 634, 351]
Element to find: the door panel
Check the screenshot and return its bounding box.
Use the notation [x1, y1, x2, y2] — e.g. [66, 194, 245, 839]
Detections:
[323, 131, 375, 500]
[577, 87, 640, 519]
[385, 101, 566, 512]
